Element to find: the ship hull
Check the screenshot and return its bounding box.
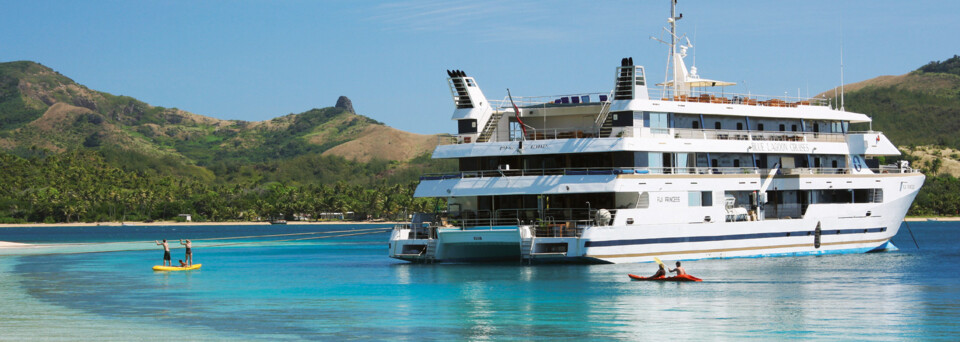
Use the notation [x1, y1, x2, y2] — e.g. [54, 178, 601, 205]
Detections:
[389, 173, 922, 264]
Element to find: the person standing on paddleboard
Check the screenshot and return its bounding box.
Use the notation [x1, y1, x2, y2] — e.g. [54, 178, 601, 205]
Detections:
[669, 261, 687, 276]
[180, 239, 193, 266]
[156, 239, 171, 266]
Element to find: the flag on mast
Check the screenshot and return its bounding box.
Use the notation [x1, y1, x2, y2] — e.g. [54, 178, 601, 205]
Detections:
[507, 89, 527, 139]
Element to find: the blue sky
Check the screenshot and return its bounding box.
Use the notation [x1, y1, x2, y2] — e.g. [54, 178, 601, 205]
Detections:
[2, 0, 958, 135]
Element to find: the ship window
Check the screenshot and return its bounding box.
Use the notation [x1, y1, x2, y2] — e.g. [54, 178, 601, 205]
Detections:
[758, 123, 764, 131]
[792, 124, 798, 131]
[733, 159, 740, 167]
[692, 121, 699, 129]
[688, 192, 702, 206]
[854, 189, 883, 203]
[779, 124, 785, 131]
[637, 192, 650, 208]
[702, 191, 713, 206]
[715, 122, 721, 130]
[832, 160, 838, 168]
[737, 122, 743, 130]
[689, 191, 713, 207]
[648, 112, 669, 134]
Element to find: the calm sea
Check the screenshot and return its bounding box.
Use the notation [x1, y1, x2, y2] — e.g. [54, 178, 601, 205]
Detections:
[1, 222, 958, 341]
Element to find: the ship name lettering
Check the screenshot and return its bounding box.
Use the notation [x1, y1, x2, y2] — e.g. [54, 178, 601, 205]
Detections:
[750, 142, 810, 153]
[657, 196, 681, 203]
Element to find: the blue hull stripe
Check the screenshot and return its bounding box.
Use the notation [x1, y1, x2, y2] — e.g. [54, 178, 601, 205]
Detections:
[584, 227, 886, 248]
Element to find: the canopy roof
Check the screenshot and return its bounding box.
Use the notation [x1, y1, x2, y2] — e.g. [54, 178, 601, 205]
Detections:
[657, 77, 737, 87]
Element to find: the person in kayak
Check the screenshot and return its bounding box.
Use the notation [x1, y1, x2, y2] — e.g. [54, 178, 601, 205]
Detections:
[669, 261, 687, 276]
[651, 263, 667, 278]
[156, 239, 171, 266]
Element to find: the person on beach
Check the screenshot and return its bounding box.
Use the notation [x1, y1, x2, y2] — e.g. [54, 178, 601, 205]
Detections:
[180, 239, 193, 266]
[156, 239, 171, 266]
[669, 261, 687, 276]
[650, 263, 667, 278]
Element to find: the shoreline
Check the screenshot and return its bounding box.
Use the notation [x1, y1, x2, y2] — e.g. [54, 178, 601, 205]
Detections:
[0, 220, 403, 228]
[3, 217, 956, 227]
[905, 216, 960, 222]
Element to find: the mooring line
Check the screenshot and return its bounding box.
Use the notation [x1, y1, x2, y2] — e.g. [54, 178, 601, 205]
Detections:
[903, 219, 920, 250]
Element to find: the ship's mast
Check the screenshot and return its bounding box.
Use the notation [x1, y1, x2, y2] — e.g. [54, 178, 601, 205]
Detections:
[670, 0, 677, 97]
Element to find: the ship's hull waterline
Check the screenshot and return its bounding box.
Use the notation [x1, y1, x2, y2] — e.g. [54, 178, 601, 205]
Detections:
[389, 173, 922, 264]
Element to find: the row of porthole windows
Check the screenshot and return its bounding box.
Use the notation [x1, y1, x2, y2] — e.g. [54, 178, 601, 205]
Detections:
[691, 121, 819, 132]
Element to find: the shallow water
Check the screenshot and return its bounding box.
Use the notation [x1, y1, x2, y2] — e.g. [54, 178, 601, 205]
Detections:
[1, 222, 958, 340]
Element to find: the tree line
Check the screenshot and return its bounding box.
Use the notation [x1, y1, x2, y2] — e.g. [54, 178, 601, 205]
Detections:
[0, 150, 441, 223]
[3, 148, 960, 223]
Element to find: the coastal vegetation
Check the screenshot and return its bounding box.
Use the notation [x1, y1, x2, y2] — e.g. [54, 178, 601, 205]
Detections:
[0, 149, 442, 223]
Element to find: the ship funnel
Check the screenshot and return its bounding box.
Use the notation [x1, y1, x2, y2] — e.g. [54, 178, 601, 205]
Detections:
[612, 57, 648, 101]
[447, 69, 493, 142]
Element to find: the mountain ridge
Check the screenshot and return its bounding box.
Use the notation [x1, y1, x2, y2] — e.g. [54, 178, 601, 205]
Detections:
[0, 60, 453, 185]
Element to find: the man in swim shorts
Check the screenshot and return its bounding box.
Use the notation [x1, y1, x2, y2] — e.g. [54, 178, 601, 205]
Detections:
[180, 239, 193, 266]
[669, 261, 687, 276]
[156, 239, 171, 266]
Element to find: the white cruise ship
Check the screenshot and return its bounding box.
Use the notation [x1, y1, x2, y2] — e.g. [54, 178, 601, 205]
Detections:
[388, 1, 925, 264]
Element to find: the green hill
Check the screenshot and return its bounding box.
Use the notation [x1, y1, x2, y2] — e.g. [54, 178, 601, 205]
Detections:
[0, 61, 454, 187]
[820, 55, 960, 149]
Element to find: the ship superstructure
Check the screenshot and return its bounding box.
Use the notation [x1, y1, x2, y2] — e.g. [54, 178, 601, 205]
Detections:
[388, 1, 924, 264]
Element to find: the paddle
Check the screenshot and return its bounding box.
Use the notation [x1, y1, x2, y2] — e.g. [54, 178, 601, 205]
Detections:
[653, 257, 665, 267]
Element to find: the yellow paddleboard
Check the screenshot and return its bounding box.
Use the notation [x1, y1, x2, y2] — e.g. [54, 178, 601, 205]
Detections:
[152, 264, 202, 271]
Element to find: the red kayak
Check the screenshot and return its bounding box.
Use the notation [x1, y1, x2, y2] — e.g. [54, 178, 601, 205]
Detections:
[628, 274, 702, 282]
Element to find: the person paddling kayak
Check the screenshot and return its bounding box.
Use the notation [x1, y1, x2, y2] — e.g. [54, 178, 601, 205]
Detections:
[650, 263, 667, 278]
[669, 261, 687, 276]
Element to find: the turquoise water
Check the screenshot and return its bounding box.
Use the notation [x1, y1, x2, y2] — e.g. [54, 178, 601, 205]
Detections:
[1, 222, 959, 340]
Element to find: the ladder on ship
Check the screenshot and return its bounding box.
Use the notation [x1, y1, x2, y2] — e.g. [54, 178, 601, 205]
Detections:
[594, 91, 614, 137]
[477, 111, 505, 142]
[424, 239, 438, 263]
[520, 237, 534, 264]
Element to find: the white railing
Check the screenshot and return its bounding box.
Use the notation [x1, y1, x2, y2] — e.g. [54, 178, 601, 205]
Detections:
[419, 166, 920, 181]
[673, 128, 846, 143]
[492, 92, 612, 109]
[647, 87, 831, 107]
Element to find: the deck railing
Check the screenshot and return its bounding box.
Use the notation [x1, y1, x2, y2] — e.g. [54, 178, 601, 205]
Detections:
[420, 165, 920, 181]
[673, 128, 846, 143]
[647, 87, 831, 107]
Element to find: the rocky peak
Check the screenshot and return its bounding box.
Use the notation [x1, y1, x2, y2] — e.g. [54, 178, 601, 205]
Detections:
[335, 96, 354, 113]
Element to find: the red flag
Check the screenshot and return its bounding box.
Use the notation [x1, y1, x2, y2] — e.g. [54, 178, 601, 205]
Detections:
[507, 89, 526, 138]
